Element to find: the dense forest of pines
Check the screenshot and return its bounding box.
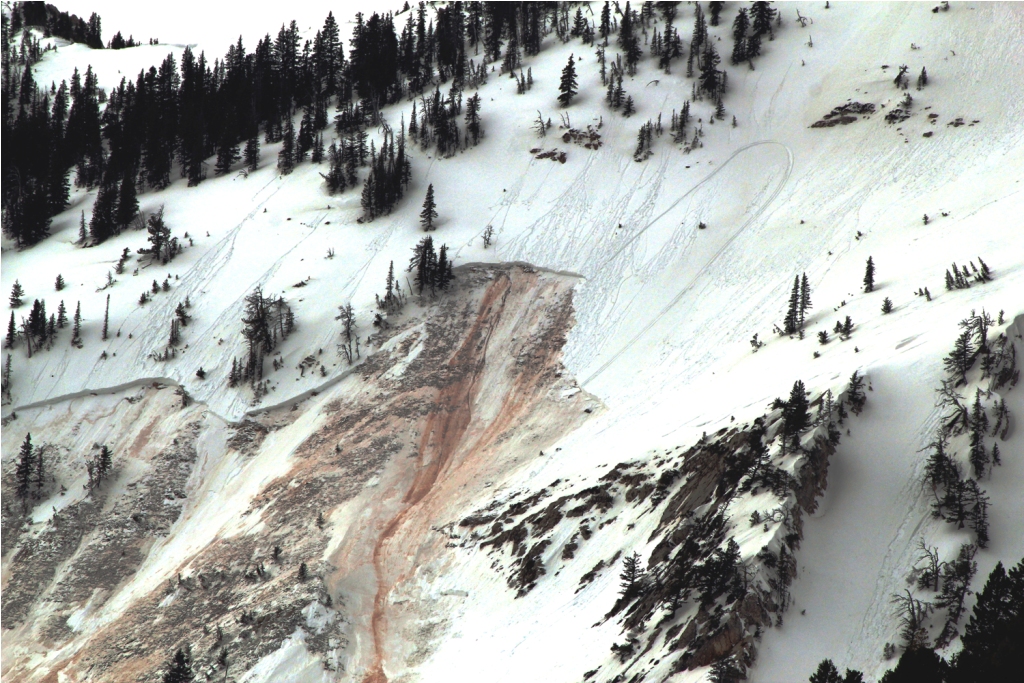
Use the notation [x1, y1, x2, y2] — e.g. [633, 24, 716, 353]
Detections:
[1, 1, 586, 246]
[2, 0, 778, 246]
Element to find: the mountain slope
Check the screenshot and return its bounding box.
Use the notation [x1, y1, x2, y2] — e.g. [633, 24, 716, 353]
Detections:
[3, 3, 1023, 683]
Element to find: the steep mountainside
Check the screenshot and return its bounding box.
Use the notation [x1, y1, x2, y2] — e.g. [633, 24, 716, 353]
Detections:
[3, 3, 1023, 683]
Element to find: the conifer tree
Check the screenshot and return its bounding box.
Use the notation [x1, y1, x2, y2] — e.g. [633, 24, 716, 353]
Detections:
[311, 131, 325, 164]
[619, 551, 644, 598]
[944, 330, 973, 385]
[420, 184, 438, 231]
[5, 312, 17, 349]
[214, 132, 241, 175]
[56, 274, 65, 291]
[784, 275, 800, 335]
[783, 379, 810, 448]
[863, 256, 875, 292]
[278, 116, 296, 175]
[882, 297, 894, 314]
[102, 294, 110, 341]
[71, 301, 82, 346]
[731, 8, 750, 64]
[750, 1, 777, 38]
[244, 133, 260, 172]
[969, 390, 989, 477]
[951, 559, 1024, 681]
[16, 433, 35, 499]
[162, 647, 194, 683]
[558, 54, 578, 106]
[77, 211, 88, 245]
[809, 659, 842, 683]
[115, 174, 139, 230]
[10, 281, 24, 308]
[600, 2, 612, 44]
[465, 93, 482, 145]
[799, 273, 812, 331]
[57, 300, 67, 328]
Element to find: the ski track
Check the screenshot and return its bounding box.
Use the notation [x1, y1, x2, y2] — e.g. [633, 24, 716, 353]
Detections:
[580, 140, 794, 386]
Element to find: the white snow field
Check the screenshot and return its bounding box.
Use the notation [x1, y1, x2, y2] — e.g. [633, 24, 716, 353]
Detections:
[3, 3, 1023, 683]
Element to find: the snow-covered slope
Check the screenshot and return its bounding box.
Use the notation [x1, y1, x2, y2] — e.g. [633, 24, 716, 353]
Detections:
[3, 3, 1023, 683]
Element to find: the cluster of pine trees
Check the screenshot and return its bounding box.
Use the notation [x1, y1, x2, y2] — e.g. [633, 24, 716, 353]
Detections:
[12, 3, 104, 49]
[13, 432, 46, 502]
[731, 2, 777, 66]
[229, 286, 294, 387]
[408, 235, 454, 295]
[808, 556, 1024, 683]
[925, 310, 1014, 549]
[781, 273, 812, 337]
[4, 2, 536, 245]
[6, 279, 81, 357]
[944, 257, 991, 291]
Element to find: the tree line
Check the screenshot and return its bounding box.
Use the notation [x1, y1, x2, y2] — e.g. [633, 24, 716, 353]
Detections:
[0, 2, 546, 246]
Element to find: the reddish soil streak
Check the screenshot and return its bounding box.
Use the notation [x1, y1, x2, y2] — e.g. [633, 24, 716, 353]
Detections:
[361, 275, 513, 683]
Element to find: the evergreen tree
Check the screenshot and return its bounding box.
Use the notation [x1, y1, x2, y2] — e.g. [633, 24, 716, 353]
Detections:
[89, 177, 118, 243]
[102, 294, 110, 341]
[146, 208, 171, 263]
[278, 115, 296, 174]
[420, 184, 438, 231]
[162, 648, 194, 683]
[863, 256, 875, 292]
[799, 273, 812, 330]
[966, 481, 989, 548]
[944, 330, 973, 385]
[809, 660, 842, 683]
[311, 131, 325, 163]
[5, 311, 17, 349]
[214, 132, 241, 175]
[9, 281, 24, 308]
[950, 559, 1024, 682]
[784, 275, 800, 335]
[465, 93, 482, 145]
[600, 2, 612, 44]
[57, 300, 67, 328]
[750, 1, 777, 39]
[115, 173, 139, 230]
[708, 1, 724, 26]
[619, 551, 644, 598]
[619, 2, 643, 74]
[848, 370, 867, 414]
[934, 542, 978, 648]
[55, 274, 65, 291]
[71, 301, 82, 346]
[730, 8, 750, 64]
[968, 390, 989, 477]
[882, 297, 894, 314]
[558, 54, 578, 106]
[783, 380, 810, 448]
[77, 211, 88, 244]
[880, 648, 945, 683]
[244, 133, 260, 172]
[15, 433, 35, 499]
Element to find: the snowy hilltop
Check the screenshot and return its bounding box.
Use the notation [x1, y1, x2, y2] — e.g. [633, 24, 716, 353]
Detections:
[2, 3, 1022, 683]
